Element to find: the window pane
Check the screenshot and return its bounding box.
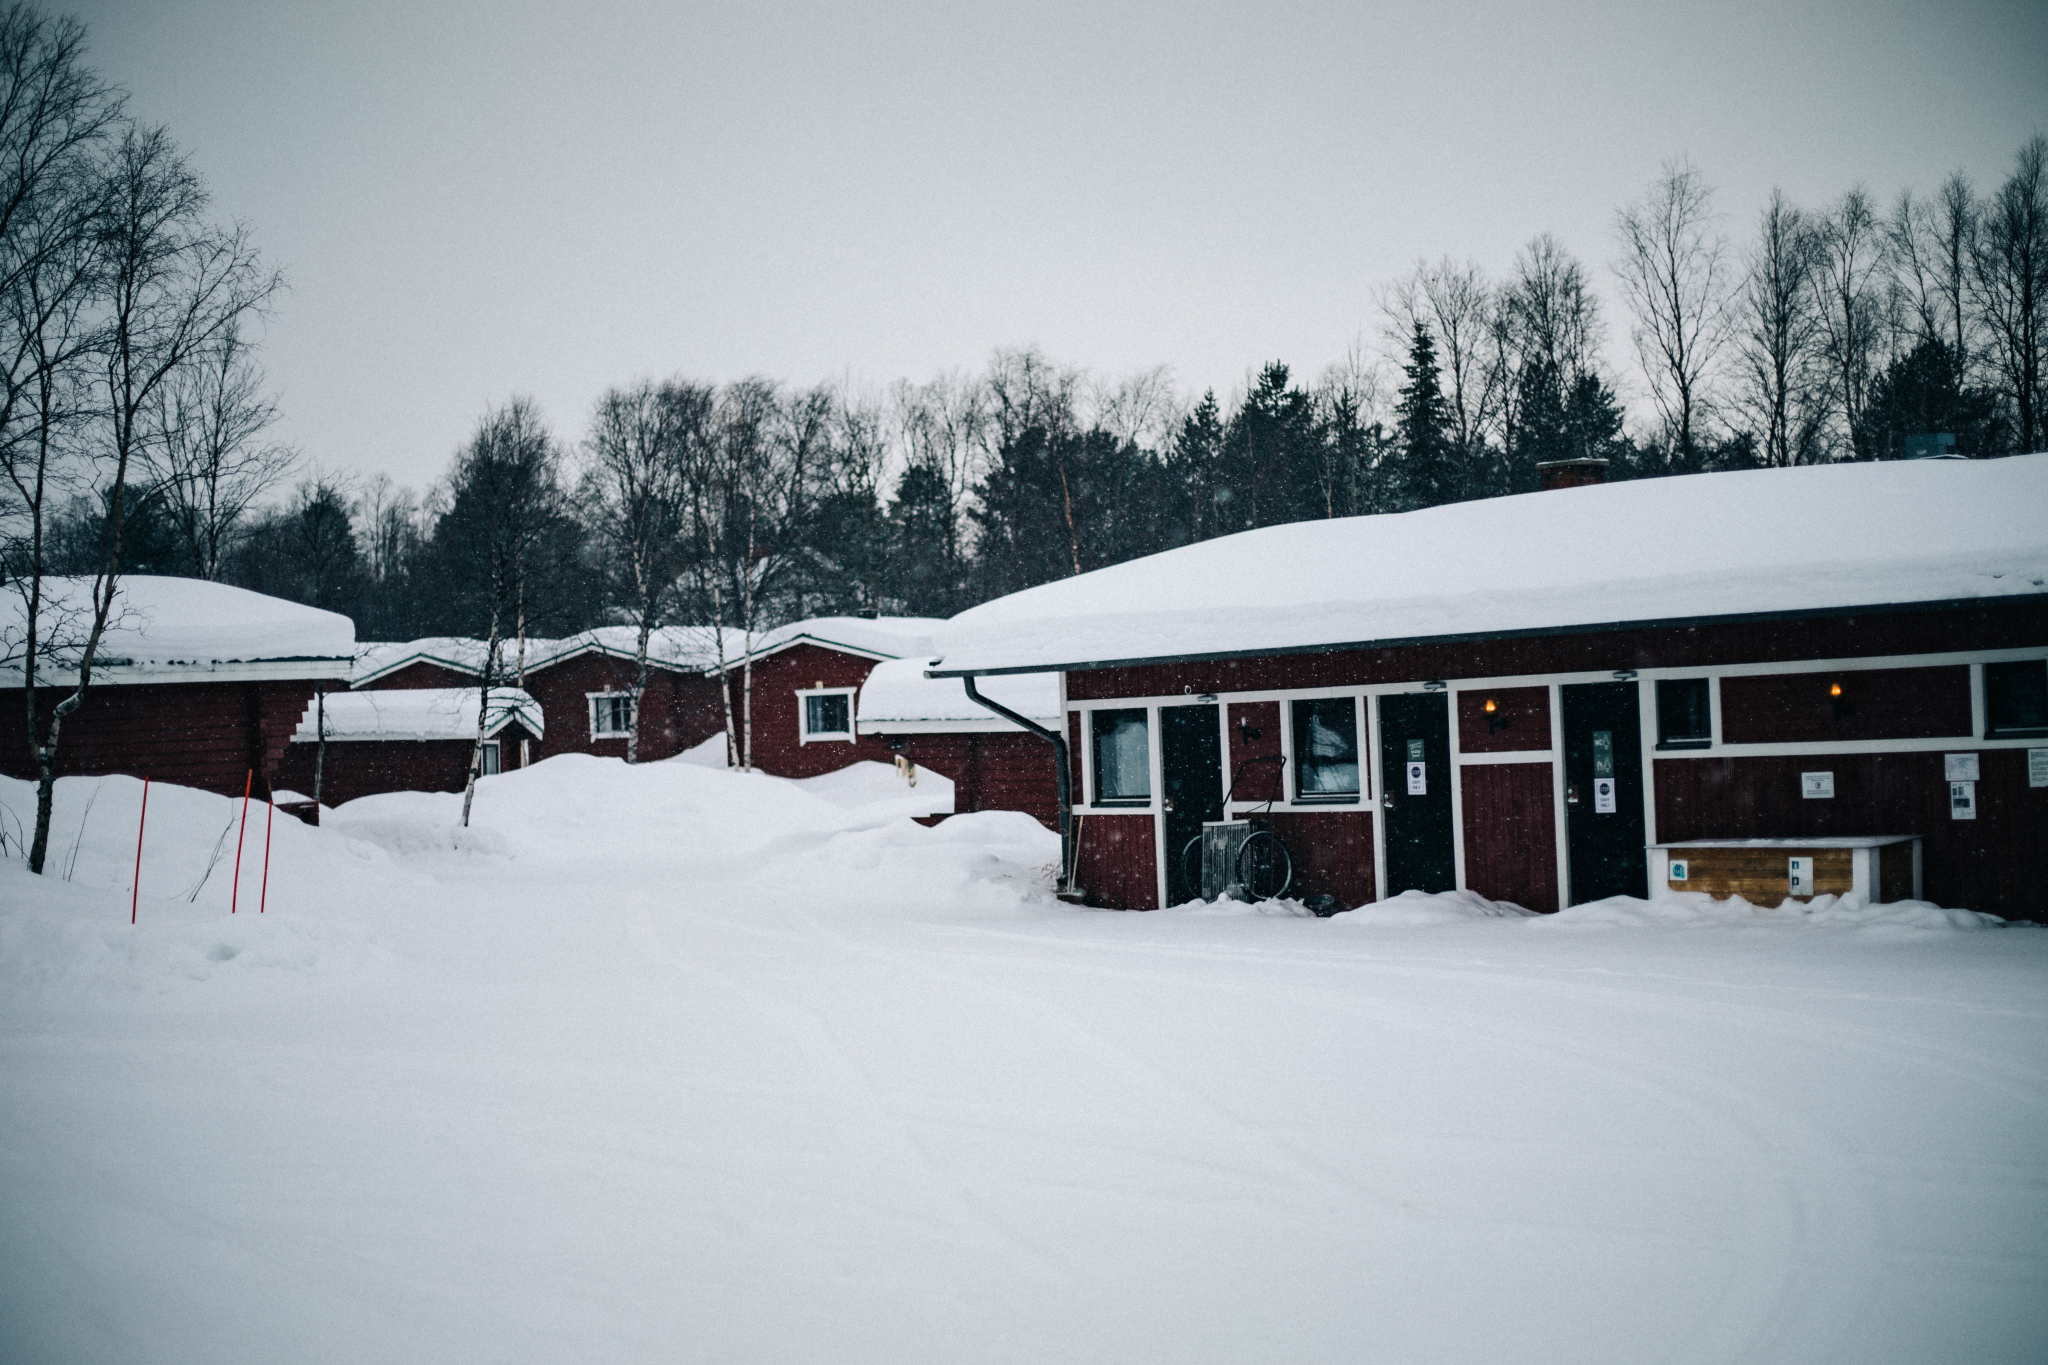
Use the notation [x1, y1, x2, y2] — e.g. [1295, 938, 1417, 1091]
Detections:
[807, 693, 850, 735]
[480, 742, 500, 775]
[1657, 678, 1711, 745]
[1092, 709, 1151, 802]
[1986, 661, 2048, 734]
[1292, 698, 1360, 795]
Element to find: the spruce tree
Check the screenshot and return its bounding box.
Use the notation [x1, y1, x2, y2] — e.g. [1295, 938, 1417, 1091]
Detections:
[1394, 322, 1458, 509]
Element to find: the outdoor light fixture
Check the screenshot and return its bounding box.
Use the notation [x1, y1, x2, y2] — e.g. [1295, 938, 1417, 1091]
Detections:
[1613, 669, 1638, 681]
[1830, 679, 1853, 721]
[1484, 697, 1508, 734]
[1423, 679, 1447, 691]
[1239, 716, 1262, 742]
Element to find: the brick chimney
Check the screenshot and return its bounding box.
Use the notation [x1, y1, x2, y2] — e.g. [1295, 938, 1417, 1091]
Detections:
[1536, 457, 1609, 492]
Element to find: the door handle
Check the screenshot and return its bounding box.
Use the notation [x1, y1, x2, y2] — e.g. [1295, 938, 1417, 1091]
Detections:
[1566, 785, 1580, 805]
[1163, 798, 1175, 812]
[1381, 795, 1396, 810]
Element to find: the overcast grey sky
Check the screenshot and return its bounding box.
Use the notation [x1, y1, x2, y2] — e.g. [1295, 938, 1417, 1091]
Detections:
[73, 0, 2048, 489]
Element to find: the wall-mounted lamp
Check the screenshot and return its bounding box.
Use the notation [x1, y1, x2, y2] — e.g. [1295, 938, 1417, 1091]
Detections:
[1830, 680, 1853, 720]
[1613, 669, 1639, 681]
[1422, 679, 1447, 692]
[1238, 715, 1262, 742]
[1484, 697, 1509, 734]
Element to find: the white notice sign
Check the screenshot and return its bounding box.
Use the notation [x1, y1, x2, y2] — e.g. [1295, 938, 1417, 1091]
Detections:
[1801, 771, 1835, 799]
[1406, 761, 1427, 796]
[1944, 753, 1981, 782]
[1592, 777, 1617, 813]
[2031, 748, 2048, 788]
[1788, 856, 1813, 896]
[1950, 780, 1977, 820]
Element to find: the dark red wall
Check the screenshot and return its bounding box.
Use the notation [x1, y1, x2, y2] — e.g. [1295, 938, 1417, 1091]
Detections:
[725, 643, 897, 777]
[1262, 809, 1375, 908]
[1460, 762, 1560, 912]
[358, 661, 475, 691]
[1719, 666, 1973, 743]
[518, 653, 725, 763]
[885, 730, 1059, 830]
[1, 680, 316, 797]
[1066, 601, 2048, 700]
[1073, 812, 1158, 910]
[1655, 750, 2045, 920]
[1458, 685, 1551, 753]
[272, 721, 541, 807]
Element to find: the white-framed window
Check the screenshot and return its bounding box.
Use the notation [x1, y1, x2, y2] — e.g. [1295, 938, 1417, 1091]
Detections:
[479, 740, 501, 776]
[798, 687, 856, 743]
[588, 691, 636, 739]
[1090, 707, 1152, 805]
[1290, 696, 1361, 800]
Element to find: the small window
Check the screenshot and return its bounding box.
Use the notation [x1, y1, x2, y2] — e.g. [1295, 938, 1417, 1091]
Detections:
[1986, 661, 2048, 736]
[479, 740, 501, 776]
[589, 693, 636, 739]
[1091, 708, 1151, 804]
[801, 690, 854, 741]
[1656, 678, 1711, 749]
[1292, 698, 1360, 799]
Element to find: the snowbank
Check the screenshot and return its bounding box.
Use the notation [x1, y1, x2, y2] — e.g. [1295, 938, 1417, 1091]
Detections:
[1540, 890, 2005, 934]
[932, 453, 2048, 673]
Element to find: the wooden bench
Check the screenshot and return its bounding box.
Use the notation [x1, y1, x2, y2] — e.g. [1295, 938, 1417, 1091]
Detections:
[1648, 836, 1921, 904]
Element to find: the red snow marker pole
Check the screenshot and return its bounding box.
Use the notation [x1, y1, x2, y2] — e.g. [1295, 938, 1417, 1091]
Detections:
[259, 789, 275, 914]
[131, 776, 150, 925]
[230, 768, 252, 914]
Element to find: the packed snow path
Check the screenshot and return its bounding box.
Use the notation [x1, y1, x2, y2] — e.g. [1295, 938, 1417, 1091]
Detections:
[2, 759, 2044, 1364]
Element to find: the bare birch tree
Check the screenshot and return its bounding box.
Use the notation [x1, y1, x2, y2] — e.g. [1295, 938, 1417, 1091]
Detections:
[1971, 137, 2046, 452]
[1812, 188, 1886, 456]
[1379, 257, 1499, 467]
[148, 320, 293, 578]
[585, 376, 693, 763]
[1615, 160, 1731, 470]
[1735, 189, 1829, 466]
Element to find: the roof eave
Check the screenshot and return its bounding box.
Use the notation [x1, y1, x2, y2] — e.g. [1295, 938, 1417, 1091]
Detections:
[925, 592, 2048, 678]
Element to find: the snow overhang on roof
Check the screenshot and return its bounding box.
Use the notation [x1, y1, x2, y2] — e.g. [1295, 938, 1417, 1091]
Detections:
[527, 625, 723, 675]
[854, 656, 1060, 733]
[929, 454, 2048, 677]
[352, 637, 507, 686]
[292, 687, 543, 743]
[715, 616, 947, 671]
[2, 576, 355, 686]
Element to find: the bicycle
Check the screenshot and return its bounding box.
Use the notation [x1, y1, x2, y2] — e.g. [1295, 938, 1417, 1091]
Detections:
[1179, 753, 1295, 903]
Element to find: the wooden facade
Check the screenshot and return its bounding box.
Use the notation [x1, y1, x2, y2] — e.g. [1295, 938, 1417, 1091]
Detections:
[880, 730, 1060, 830]
[724, 641, 902, 778]
[0, 679, 319, 798]
[1053, 600, 2048, 920]
[271, 720, 542, 807]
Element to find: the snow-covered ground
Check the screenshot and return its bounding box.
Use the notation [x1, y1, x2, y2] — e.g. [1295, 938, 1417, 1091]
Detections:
[2, 759, 2044, 1364]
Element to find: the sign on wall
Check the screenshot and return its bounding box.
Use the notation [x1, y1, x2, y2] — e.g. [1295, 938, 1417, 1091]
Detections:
[1950, 780, 1978, 820]
[1944, 753, 1981, 782]
[1801, 771, 1835, 799]
[2031, 749, 2048, 789]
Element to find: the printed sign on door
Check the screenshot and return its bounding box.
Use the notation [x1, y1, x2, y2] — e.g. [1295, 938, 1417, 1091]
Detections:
[1405, 740, 1426, 795]
[1592, 777, 1617, 813]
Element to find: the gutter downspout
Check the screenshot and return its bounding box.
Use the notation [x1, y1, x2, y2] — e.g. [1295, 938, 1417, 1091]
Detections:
[958, 673, 1074, 896]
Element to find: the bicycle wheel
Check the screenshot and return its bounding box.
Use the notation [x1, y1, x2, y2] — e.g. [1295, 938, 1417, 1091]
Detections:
[1180, 835, 1205, 902]
[1235, 829, 1293, 901]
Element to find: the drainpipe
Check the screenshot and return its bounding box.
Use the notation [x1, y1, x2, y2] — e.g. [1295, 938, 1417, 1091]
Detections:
[959, 674, 1073, 895]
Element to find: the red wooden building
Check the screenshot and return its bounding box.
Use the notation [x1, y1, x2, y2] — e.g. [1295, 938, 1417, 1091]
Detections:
[714, 616, 945, 778]
[855, 655, 1061, 829]
[929, 455, 2048, 919]
[0, 576, 354, 797]
[272, 687, 543, 807]
[353, 628, 727, 763]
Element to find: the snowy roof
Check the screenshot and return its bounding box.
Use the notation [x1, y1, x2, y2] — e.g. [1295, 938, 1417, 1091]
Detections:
[932, 454, 2048, 676]
[529, 625, 723, 674]
[352, 637, 508, 685]
[292, 687, 543, 743]
[1, 575, 354, 685]
[718, 616, 946, 669]
[855, 656, 1060, 732]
